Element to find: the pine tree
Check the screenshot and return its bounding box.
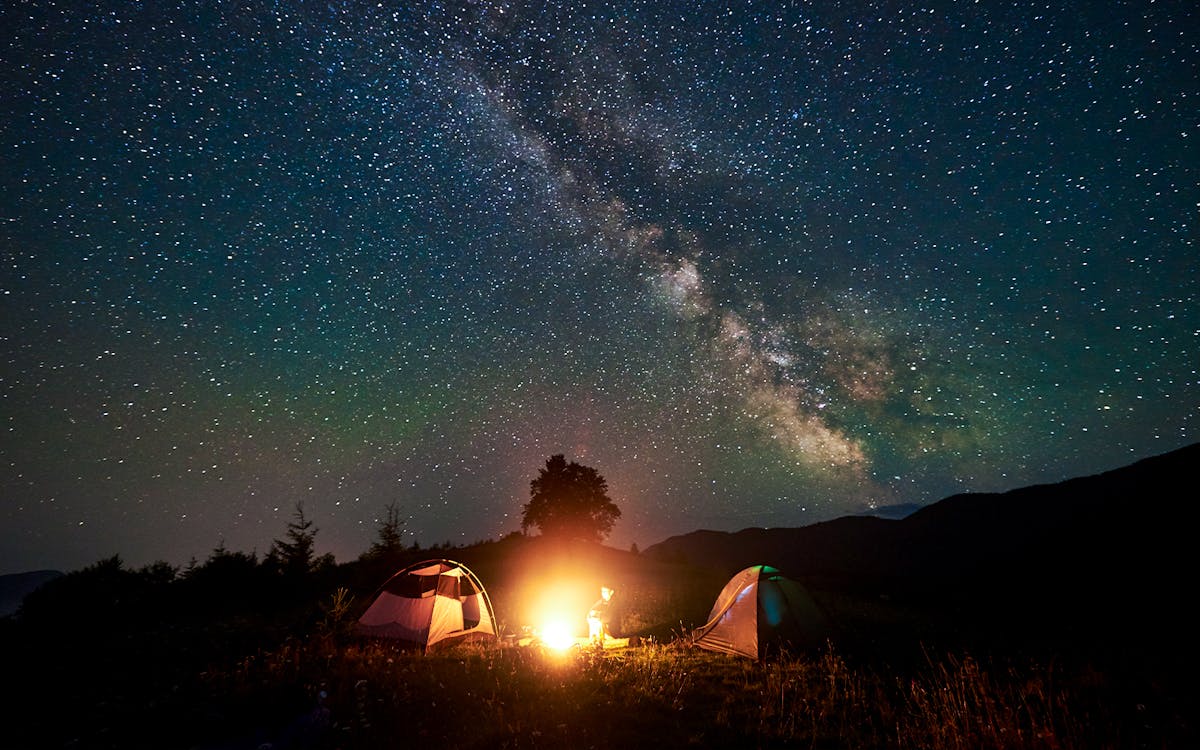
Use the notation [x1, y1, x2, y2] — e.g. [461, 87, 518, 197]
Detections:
[269, 501, 319, 577]
[367, 500, 406, 558]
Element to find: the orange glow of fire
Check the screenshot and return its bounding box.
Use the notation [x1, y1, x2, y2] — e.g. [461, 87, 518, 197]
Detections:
[518, 574, 593, 652]
[539, 619, 576, 651]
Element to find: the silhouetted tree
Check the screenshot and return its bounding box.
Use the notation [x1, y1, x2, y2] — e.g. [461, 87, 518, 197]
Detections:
[267, 502, 328, 577]
[182, 543, 269, 613]
[188, 540, 261, 582]
[18, 556, 176, 629]
[521, 454, 621, 542]
[367, 500, 406, 558]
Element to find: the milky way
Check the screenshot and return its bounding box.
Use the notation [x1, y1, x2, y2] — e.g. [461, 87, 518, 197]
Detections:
[2, 0, 1196, 572]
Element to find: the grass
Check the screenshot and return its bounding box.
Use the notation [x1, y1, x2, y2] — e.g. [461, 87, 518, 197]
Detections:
[196, 634, 1146, 750]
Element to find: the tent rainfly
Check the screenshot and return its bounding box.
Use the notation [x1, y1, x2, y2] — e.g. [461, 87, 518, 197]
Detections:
[692, 564, 828, 659]
[356, 559, 497, 651]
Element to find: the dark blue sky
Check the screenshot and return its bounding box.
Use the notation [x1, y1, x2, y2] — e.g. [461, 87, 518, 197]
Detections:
[2, 0, 1196, 573]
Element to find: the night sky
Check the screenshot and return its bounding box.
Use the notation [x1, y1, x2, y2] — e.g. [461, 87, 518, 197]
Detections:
[2, 0, 1196, 574]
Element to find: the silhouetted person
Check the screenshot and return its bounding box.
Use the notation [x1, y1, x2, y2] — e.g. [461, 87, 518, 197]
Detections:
[587, 585, 616, 645]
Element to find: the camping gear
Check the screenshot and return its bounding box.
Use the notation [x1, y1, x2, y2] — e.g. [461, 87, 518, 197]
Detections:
[357, 559, 497, 650]
[692, 564, 828, 659]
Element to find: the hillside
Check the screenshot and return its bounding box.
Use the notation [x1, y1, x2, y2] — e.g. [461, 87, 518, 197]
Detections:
[644, 443, 1198, 638]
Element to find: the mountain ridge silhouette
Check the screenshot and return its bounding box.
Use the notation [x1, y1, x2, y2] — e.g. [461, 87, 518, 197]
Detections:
[644, 443, 1197, 630]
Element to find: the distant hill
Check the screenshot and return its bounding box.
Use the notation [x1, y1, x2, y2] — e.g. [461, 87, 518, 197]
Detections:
[854, 502, 922, 520]
[644, 443, 1198, 634]
[0, 570, 63, 617]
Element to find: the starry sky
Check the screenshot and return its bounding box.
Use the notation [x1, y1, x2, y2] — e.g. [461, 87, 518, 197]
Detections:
[2, 0, 1196, 574]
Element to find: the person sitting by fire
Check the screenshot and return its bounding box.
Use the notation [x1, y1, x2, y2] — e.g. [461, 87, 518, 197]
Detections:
[587, 585, 616, 645]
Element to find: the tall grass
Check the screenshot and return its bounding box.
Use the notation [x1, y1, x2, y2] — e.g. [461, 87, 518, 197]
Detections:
[199, 636, 1131, 749]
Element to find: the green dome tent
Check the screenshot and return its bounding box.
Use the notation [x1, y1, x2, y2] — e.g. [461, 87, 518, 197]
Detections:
[357, 559, 497, 651]
[692, 564, 828, 659]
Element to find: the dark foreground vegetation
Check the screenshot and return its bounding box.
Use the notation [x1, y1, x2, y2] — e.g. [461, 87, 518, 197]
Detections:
[1, 530, 1196, 749]
[202, 637, 1150, 750]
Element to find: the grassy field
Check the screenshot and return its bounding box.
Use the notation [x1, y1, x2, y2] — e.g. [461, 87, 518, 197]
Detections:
[192, 629, 1174, 750]
[3, 540, 1195, 748]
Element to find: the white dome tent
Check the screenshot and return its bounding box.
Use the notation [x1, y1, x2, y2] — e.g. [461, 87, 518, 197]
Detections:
[357, 559, 497, 651]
